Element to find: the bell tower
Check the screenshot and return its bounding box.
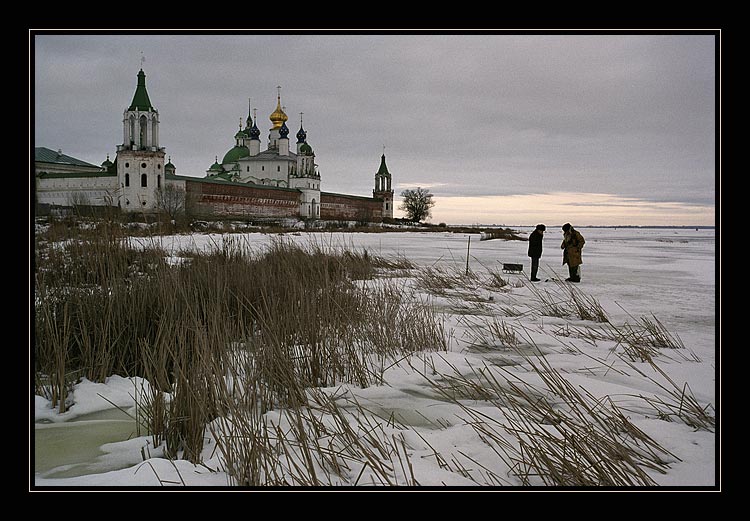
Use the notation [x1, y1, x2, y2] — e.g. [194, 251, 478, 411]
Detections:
[373, 150, 394, 219]
[116, 67, 166, 212]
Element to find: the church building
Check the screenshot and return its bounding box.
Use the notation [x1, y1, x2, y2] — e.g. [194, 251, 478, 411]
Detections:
[35, 68, 395, 223]
[205, 89, 323, 220]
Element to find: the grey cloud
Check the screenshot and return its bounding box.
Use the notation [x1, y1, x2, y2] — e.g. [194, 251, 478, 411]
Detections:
[33, 32, 716, 216]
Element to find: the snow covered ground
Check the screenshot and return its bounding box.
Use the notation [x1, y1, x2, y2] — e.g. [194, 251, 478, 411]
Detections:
[32, 226, 718, 489]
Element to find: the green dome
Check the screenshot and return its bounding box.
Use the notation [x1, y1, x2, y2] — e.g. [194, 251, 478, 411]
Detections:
[222, 145, 250, 164]
[299, 142, 313, 156]
[101, 154, 113, 169]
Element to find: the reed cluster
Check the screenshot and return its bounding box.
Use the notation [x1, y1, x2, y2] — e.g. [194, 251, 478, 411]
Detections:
[417, 352, 678, 486]
[527, 278, 609, 323]
[34, 228, 447, 472]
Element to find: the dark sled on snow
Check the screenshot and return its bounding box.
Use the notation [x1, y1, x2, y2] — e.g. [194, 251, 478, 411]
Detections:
[502, 263, 524, 274]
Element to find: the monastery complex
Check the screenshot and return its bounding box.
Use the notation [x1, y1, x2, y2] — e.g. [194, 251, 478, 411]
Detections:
[35, 68, 395, 223]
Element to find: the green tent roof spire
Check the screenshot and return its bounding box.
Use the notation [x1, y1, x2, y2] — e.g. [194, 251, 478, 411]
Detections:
[128, 69, 154, 111]
[376, 153, 390, 176]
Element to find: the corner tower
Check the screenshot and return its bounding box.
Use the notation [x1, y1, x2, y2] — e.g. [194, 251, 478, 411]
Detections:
[116, 68, 165, 211]
[373, 153, 394, 219]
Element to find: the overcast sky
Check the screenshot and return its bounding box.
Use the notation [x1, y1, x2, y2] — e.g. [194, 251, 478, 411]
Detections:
[32, 32, 717, 226]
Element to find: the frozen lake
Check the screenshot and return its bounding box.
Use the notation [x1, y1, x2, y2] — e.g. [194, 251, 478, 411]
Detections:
[148, 226, 715, 349]
[34, 226, 717, 487]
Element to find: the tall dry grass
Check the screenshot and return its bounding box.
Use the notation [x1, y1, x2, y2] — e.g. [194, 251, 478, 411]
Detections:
[34, 226, 447, 473]
[415, 351, 679, 486]
[526, 278, 609, 323]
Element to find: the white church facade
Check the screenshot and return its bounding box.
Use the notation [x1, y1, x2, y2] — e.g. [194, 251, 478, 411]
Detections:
[205, 90, 323, 219]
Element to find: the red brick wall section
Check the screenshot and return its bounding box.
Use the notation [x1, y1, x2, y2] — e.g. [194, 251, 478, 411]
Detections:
[321, 193, 384, 222]
[186, 180, 300, 219]
[183, 180, 385, 222]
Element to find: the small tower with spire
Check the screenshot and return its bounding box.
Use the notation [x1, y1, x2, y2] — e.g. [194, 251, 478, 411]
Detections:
[289, 115, 320, 219]
[116, 66, 166, 212]
[296, 112, 307, 154]
[278, 120, 290, 156]
[248, 107, 261, 156]
[245, 98, 253, 130]
[373, 149, 394, 219]
[235, 118, 248, 148]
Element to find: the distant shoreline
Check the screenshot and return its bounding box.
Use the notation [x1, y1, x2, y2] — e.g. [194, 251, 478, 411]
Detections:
[462, 224, 716, 230]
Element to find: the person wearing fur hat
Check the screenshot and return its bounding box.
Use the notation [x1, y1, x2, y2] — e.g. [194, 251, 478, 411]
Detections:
[527, 224, 546, 282]
[561, 223, 585, 282]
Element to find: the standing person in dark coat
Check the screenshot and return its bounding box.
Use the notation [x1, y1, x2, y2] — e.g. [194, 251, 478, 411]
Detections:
[527, 224, 545, 282]
[561, 223, 585, 282]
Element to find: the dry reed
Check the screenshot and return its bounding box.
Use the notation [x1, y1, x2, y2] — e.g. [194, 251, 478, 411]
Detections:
[414, 349, 679, 486]
[34, 225, 447, 474]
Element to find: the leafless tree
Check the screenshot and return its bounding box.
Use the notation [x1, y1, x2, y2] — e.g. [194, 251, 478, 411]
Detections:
[155, 183, 186, 221]
[399, 187, 435, 223]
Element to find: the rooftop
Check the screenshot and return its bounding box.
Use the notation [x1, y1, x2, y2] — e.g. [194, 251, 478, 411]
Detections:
[240, 149, 298, 162]
[35, 147, 100, 168]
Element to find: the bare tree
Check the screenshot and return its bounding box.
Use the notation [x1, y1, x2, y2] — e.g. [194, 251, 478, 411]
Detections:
[399, 187, 435, 223]
[155, 183, 186, 221]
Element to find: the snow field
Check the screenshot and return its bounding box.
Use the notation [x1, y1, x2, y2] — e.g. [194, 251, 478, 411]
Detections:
[34, 228, 716, 487]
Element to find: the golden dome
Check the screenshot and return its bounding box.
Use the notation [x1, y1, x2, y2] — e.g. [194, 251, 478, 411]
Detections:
[269, 96, 288, 129]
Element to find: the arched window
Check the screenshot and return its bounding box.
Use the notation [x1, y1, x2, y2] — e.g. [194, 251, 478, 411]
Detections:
[140, 115, 148, 148]
[157, 175, 161, 188]
[129, 116, 136, 146]
[141, 174, 148, 187]
[124, 173, 130, 187]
